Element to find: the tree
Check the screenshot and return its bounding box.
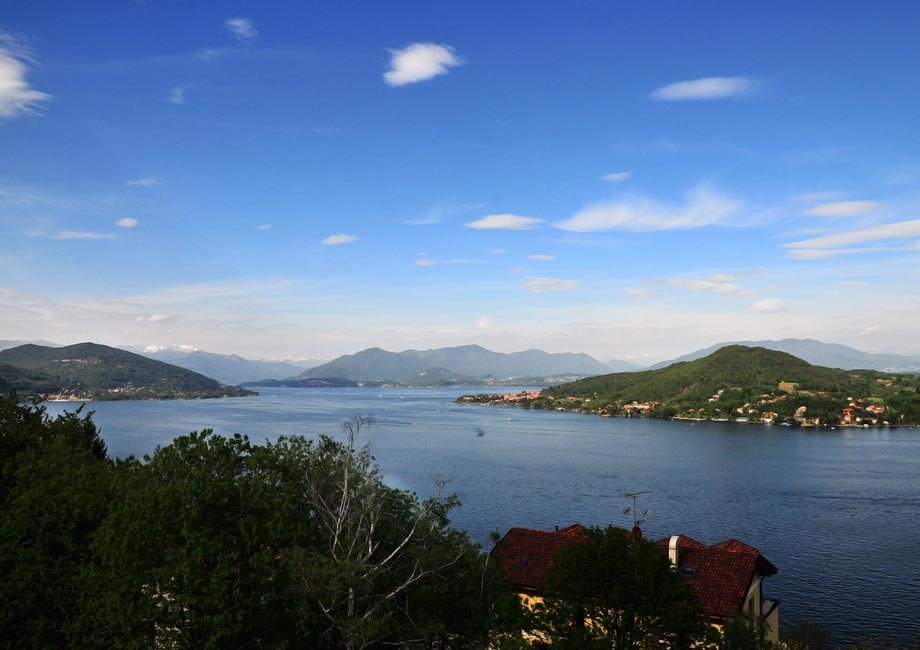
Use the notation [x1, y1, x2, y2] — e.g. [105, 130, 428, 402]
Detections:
[719, 613, 773, 650]
[528, 526, 709, 649]
[88, 430, 326, 648]
[291, 416, 483, 650]
[0, 394, 113, 649]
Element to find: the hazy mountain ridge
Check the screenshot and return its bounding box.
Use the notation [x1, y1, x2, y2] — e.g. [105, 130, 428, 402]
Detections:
[0, 343, 253, 400]
[649, 338, 920, 373]
[298, 344, 613, 382]
[141, 349, 314, 385]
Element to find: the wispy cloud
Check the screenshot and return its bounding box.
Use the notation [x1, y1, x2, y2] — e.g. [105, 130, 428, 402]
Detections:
[197, 47, 234, 62]
[384, 43, 463, 87]
[256, 223, 271, 231]
[784, 219, 920, 251]
[23, 230, 117, 241]
[794, 191, 846, 203]
[527, 254, 555, 261]
[0, 32, 52, 120]
[752, 298, 786, 313]
[321, 233, 357, 245]
[806, 200, 881, 218]
[116, 217, 138, 228]
[225, 17, 258, 42]
[602, 171, 630, 183]
[555, 183, 741, 232]
[167, 85, 186, 104]
[661, 275, 743, 295]
[404, 201, 482, 225]
[135, 313, 171, 323]
[126, 177, 162, 187]
[475, 316, 492, 328]
[415, 257, 437, 267]
[523, 277, 579, 293]
[465, 213, 544, 230]
[650, 76, 755, 101]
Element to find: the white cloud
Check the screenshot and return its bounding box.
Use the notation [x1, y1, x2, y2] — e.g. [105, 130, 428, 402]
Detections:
[806, 200, 882, 218]
[0, 33, 51, 119]
[321, 233, 357, 245]
[384, 43, 463, 87]
[225, 17, 258, 42]
[116, 217, 139, 228]
[752, 298, 786, 313]
[415, 257, 437, 267]
[126, 177, 162, 187]
[197, 47, 233, 62]
[794, 191, 846, 203]
[784, 219, 920, 250]
[664, 276, 743, 295]
[167, 85, 185, 104]
[465, 213, 544, 230]
[602, 171, 630, 183]
[135, 313, 171, 323]
[489, 248, 508, 255]
[527, 254, 555, 261]
[523, 277, 579, 293]
[256, 223, 271, 231]
[650, 76, 755, 101]
[476, 316, 492, 328]
[555, 184, 741, 232]
[49, 231, 116, 240]
[625, 288, 653, 298]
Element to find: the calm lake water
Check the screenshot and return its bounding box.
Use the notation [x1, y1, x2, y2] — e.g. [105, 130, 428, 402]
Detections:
[46, 387, 920, 642]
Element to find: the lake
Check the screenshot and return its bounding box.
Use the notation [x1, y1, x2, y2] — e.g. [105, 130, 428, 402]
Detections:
[45, 387, 920, 642]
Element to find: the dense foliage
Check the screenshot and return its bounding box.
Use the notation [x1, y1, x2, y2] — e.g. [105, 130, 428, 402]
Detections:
[0, 396, 520, 649]
[0, 343, 253, 399]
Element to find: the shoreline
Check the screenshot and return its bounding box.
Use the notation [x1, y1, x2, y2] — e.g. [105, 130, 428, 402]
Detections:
[456, 396, 920, 429]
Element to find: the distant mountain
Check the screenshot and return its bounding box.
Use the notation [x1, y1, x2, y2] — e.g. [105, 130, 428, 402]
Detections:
[299, 345, 611, 383]
[243, 377, 361, 388]
[141, 349, 310, 385]
[0, 343, 253, 400]
[0, 339, 62, 352]
[649, 338, 920, 373]
[603, 359, 642, 372]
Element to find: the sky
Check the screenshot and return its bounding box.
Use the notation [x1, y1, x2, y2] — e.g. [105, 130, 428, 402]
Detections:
[2, 1, 920, 364]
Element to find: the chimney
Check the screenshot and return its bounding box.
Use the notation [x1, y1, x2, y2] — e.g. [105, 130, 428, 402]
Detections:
[668, 535, 680, 567]
[631, 525, 642, 538]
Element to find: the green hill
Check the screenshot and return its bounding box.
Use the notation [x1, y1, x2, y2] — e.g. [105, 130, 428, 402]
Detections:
[0, 343, 254, 400]
[0, 363, 61, 395]
[460, 346, 920, 426]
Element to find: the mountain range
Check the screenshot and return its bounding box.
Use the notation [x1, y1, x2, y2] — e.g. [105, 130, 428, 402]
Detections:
[139, 348, 322, 386]
[297, 345, 614, 383]
[649, 338, 920, 373]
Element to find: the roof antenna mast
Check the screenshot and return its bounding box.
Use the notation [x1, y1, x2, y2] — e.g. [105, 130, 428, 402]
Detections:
[623, 491, 652, 529]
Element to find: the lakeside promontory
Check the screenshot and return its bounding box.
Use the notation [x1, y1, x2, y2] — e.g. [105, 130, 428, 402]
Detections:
[0, 343, 254, 401]
[458, 346, 920, 427]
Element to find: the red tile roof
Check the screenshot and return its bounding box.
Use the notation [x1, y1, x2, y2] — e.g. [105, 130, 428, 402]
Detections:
[494, 525, 777, 622]
[493, 527, 587, 592]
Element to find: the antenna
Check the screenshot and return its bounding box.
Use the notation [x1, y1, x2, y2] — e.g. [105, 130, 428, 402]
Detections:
[623, 491, 652, 528]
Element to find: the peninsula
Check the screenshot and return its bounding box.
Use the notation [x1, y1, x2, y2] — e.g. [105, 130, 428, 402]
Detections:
[457, 346, 920, 427]
[0, 343, 254, 401]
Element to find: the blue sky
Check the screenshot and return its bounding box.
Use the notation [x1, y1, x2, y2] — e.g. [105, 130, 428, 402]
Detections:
[2, 1, 920, 362]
